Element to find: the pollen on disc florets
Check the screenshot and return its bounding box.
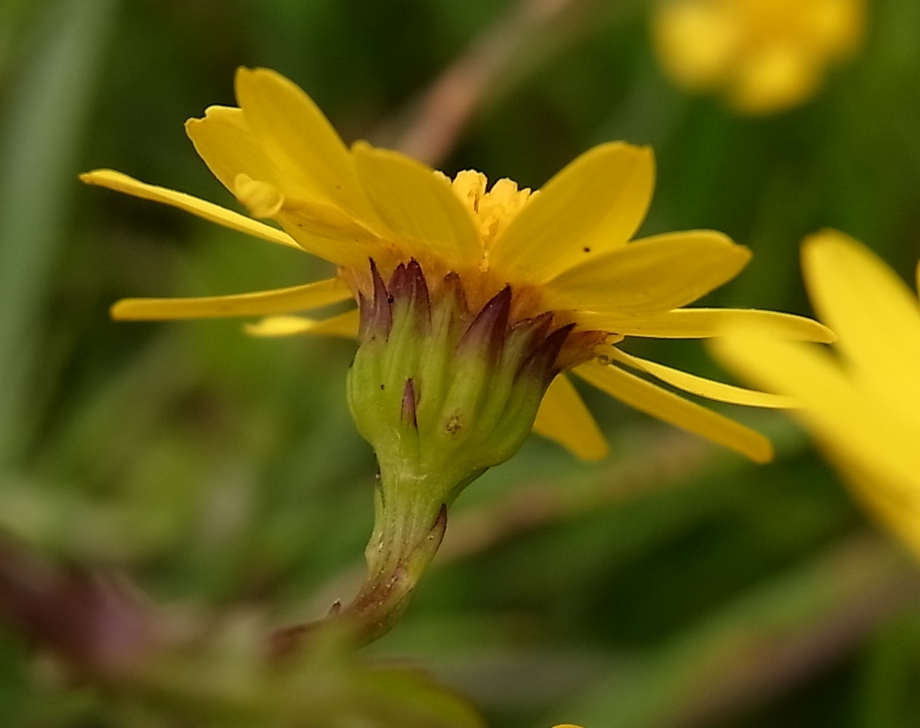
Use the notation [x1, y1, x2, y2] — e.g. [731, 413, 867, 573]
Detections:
[347, 258, 603, 496]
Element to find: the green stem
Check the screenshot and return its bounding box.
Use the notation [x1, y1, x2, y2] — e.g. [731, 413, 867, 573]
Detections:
[271, 472, 449, 656]
[348, 497, 448, 644]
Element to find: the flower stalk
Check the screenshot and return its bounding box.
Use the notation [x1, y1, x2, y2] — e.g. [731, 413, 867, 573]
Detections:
[337, 259, 592, 642]
[272, 260, 599, 649]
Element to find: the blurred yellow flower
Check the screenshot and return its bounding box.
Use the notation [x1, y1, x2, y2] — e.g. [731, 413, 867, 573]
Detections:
[82, 68, 830, 464]
[652, 0, 865, 113]
[713, 230, 920, 557]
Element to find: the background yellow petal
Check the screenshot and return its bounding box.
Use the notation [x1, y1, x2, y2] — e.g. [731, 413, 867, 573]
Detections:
[80, 169, 301, 250]
[652, 0, 737, 90]
[839, 461, 920, 563]
[488, 142, 654, 284]
[804, 0, 865, 58]
[711, 326, 920, 487]
[729, 45, 821, 115]
[916, 257, 920, 298]
[574, 359, 773, 463]
[803, 230, 920, 403]
[577, 308, 834, 342]
[353, 142, 481, 270]
[597, 345, 797, 408]
[111, 277, 352, 321]
[544, 231, 750, 317]
[532, 374, 608, 461]
[234, 68, 378, 223]
[244, 309, 360, 339]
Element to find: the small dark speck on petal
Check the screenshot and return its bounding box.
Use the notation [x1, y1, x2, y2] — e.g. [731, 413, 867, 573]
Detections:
[583, 247, 591, 253]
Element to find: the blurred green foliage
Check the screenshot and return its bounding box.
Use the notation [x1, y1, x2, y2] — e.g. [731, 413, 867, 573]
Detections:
[1, 0, 920, 726]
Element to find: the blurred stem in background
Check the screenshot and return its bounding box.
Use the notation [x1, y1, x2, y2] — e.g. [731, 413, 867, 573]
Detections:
[0, 0, 118, 467]
[0, 1, 35, 86]
[561, 534, 920, 728]
[391, 0, 600, 165]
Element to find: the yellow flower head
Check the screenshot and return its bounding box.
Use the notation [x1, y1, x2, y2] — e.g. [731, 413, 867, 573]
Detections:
[652, 0, 865, 113]
[713, 230, 920, 557]
[82, 68, 831, 464]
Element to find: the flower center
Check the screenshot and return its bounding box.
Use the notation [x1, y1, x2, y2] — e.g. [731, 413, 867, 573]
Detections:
[440, 171, 533, 250]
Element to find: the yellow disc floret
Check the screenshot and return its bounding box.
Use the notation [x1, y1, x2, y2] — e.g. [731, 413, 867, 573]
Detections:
[440, 170, 533, 253]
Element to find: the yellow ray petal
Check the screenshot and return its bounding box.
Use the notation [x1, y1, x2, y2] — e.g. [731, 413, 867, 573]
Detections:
[573, 359, 773, 463]
[272, 197, 389, 270]
[597, 345, 797, 408]
[577, 308, 834, 342]
[79, 170, 301, 250]
[187, 104, 386, 268]
[532, 374, 608, 461]
[185, 105, 294, 197]
[711, 325, 920, 486]
[111, 277, 352, 321]
[544, 231, 750, 317]
[803, 230, 920, 397]
[233, 68, 377, 222]
[352, 142, 481, 271]
[244, 309, 359, 339]
[489, 142, 654, 284]
[234, 173, 285, 218]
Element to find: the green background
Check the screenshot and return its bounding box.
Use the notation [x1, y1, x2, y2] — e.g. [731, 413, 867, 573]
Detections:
[1, 0, 919, 725]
